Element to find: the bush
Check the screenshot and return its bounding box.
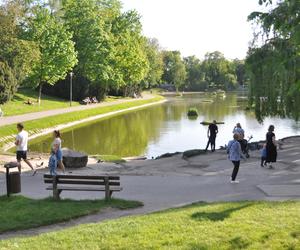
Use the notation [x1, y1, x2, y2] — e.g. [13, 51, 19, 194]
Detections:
[0, 61, 18, 104]
[187, 107, 199, 117]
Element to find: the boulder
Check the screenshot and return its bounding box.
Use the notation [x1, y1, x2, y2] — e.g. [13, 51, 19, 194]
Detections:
[62, 148, 88, 168]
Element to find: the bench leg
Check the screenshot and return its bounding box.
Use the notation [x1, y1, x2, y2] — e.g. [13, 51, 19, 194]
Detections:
[53, 190, 62, 200]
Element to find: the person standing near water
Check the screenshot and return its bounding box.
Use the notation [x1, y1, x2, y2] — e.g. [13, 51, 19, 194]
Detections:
[205, 120, 218, 152]
[15, 123, 36, 175]
[266, 125, 277, 169]
[227, 133, 242, 183]
[52, 130, 65, 173]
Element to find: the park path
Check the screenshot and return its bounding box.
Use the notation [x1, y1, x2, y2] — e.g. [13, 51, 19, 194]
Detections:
[0, 136, 299, 240]
[0, 94, 154, 127]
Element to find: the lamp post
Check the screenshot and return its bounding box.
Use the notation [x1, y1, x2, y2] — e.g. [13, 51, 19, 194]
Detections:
[70, 72, 73, 107]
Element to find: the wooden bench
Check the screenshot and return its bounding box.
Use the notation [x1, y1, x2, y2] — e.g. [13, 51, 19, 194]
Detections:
[43, 174, 122, 200]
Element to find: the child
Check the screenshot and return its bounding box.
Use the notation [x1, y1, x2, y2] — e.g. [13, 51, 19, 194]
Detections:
[261, 144, 267, 167]
[48, 153, 57, 176]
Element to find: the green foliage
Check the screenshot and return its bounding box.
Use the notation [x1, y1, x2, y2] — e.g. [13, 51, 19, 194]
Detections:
[0, 61, 17, 104]
[246, 0, 300, 121]
[0, 195, 143, 233]
[187, 107, 199, 117]
[143, 38, 164, 88]
[1, 201, 299, 249]
[0, 1, 39, 92]
[162, 50, 187, 92]
[25, 6, 77, 103]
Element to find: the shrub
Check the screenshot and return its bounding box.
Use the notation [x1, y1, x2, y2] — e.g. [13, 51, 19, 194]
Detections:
[187, 107, 199, 117]
[0, 61, 18, 104]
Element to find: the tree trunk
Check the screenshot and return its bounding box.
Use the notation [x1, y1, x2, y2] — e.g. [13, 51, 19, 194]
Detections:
[38, 83, 43, 105]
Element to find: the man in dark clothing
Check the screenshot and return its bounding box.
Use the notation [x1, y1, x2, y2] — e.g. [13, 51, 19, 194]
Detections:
[205, 120, 218, 152]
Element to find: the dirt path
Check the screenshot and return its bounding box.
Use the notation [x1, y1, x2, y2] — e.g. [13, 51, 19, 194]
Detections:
[0, 94, 154, 127]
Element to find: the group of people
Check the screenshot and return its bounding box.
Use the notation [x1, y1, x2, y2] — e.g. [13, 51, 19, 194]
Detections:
[15, 123, 65, 175]
[205, 121, 278, 184]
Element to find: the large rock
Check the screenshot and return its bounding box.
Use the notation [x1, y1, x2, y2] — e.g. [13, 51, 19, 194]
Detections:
[62, 148, 88, 168]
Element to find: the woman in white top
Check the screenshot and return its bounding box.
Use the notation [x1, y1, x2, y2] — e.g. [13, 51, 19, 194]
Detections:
[52, 130, 65, 173]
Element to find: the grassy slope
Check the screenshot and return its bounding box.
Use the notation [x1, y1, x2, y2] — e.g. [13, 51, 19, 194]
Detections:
[1, 201, 299, 249]
[0, 196, 143, 233]
[0, 89, 80, 116]
[0, 95, 164, 149]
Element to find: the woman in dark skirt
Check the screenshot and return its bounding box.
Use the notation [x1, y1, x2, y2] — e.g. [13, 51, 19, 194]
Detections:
[266, 125, 277, 168]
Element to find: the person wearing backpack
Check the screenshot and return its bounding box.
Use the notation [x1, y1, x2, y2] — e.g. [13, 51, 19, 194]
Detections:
[227, 133, 242, 183]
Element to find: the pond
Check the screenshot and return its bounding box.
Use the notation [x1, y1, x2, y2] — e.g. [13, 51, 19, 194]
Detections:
[29, 93, 300, 158]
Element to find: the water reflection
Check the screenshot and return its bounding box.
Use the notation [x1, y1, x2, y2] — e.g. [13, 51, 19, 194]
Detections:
[30, 93, 300, 158]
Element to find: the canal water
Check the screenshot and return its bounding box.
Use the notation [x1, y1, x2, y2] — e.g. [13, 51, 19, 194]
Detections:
[30, 93, 300, 158]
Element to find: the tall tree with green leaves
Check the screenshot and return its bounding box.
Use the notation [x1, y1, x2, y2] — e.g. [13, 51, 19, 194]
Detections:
[62, 0, 114, 99]
[162, 51, 187, 92]
[142, 38, 164, 88]
[183, 55, 206, 91]
[111, 10, 149, 96]
[246, 0, 300, 121]
[0, 0, 39, 98]
[25, 6, 77, 104]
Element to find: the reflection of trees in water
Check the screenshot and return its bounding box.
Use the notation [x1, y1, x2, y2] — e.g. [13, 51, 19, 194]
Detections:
[59, 106, 165, 156]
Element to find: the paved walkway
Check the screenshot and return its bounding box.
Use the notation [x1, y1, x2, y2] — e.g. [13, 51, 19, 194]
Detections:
[0, 95, 153, 127]
[0, 136, 299, 239]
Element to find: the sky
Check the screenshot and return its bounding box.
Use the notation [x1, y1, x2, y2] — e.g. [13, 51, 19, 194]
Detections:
[121, 0, 267, 60]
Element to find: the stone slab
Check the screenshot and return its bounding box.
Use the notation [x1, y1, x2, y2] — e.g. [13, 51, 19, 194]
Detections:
[257, 185, 300, 197]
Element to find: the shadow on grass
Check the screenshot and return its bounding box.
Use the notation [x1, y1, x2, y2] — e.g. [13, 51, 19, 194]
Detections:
[191, 203, 252, 222]
[229, 236, 250, 249]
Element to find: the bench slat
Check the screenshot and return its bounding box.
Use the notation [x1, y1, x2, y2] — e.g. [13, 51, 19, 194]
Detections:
[44, 179, 120, 186]
[46, 186, 122, 192]
[44, 174, 120, 180]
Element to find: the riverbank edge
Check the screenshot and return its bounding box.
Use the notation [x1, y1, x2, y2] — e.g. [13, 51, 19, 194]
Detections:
[1, 96, 166, 152]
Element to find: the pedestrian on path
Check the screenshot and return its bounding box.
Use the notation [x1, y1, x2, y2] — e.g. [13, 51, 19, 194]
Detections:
[15, 123, 36, 175]
[52, 130, 65, 173]
[205, 120, 218, 152]
[266, 125, 277, 169]
[227, 133, 242, 183]
[260, 144, 267, 167]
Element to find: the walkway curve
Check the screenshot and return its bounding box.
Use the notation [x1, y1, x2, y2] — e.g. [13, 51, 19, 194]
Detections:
[0, 94, 157, 127]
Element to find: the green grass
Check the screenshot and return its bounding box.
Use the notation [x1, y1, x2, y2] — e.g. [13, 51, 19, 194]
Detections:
[0, 89, 80, 116]
[91, 154, 126, 163]
[0, 95, 164, 149]
[0, 195, 143, 233]
[1, 201, 299, 249]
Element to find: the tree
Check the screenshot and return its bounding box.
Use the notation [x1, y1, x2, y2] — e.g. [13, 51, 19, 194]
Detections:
[110, 10, 149, 96]
[162, 51, 187, 92]
[183, 56, 206, 91]
[202, 51, 237, 90]
[246, 0, 300, 121]
[0, 0, 39, 90]
[63, 0, 114, 99]
[0, 61, 17, 104]
[143, 38, 164, 88]
[25, 6, 77, 104]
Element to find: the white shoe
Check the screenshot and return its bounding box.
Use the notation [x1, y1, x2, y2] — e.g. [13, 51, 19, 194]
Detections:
[230, 180, 239, 184]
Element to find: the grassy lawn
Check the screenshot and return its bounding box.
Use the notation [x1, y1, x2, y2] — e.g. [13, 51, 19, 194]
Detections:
[1, 201, 299, 249]
[0, 195, 143, 233]
[0, 89, 80, 116]
[0, 95, 164, 149]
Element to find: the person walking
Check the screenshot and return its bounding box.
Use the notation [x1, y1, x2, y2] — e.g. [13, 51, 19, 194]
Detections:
[227, 133, 242, 183]
[52, 130, 65, 173]
[15, 123, 36, 175]
[233, 123, 247, 154]
[266, 125, 277, 169]
[260, 144, 267, 167]
[205, 120, 218, 152]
